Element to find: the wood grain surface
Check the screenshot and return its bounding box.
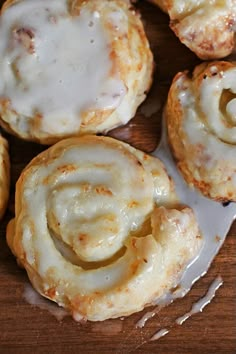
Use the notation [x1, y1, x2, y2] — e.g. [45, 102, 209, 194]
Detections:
[0, 1, 235, 353]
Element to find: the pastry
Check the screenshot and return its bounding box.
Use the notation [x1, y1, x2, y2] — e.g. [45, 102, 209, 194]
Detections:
[0, 135, 10, 219]
[0, 0, 153, 144]
[7, 135, 202, 321]
[166, 61, 236, 201]
[148, 0, 236, 59]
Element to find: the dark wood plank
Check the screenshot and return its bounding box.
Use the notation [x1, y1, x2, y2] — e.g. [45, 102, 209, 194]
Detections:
[0, 1, 235, 353]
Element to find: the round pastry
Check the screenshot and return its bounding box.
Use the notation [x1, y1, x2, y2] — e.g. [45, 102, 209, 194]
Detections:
[148, 0, 236, 60]
[0, 135, 10, 219]
[0, 0, 153, 144]
[7, 135, 202, 321]
[166, 61, 236, 202]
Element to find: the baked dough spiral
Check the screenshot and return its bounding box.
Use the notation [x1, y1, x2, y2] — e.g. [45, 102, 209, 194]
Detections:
[7, 136, 201, 321]
[0, 135, 10, 219]
[0, 0, 153, 144]
[166, 61, 236, 201]
[149, 0, 236, 59]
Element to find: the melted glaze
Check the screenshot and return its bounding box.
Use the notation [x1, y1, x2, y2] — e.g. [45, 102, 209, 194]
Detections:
[146, 276, 222, 343]
[136, 308, 157, 329]
[13, 135, 201, 322]
[23, 283, 68, 321]
[150, 328, 169, 342]
[152, 119, 236, 304]
[176, 276, 223, 325]
[140, 98, 161, 118]
[0, 0, 125, 135]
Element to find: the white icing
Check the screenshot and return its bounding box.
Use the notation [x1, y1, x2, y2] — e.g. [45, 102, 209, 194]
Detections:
[136, 308, 158, 329]
[200, 69, 236, 143]
[226, 98, 236, 123]
[17, 118, 234, 324]
[143, 276, 222, 340]
[136, 313, 154, 329]
[150, 328, 169, 341]
[108, 11, 127, 34]
[22, 139, 192, 295]
[177, 72, 236, 178]
[23, 283, 68, 321]
[152, 122, 236, 304]
[22, 224, 35, 265]
[25, 144, 154, 265]
[166, 0, 232, 18]
[140, 98, 161, 118]
[0, 0, 125, 135]
[210, 65, 218, 74]
[11, 135, 202, 322]
[175, 276, 223, 325]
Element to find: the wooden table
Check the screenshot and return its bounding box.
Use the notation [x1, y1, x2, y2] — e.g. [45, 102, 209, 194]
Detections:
[0, 1, 235, 353]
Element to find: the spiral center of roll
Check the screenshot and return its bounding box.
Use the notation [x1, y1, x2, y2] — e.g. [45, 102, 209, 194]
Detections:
[47, 185, 129, 262]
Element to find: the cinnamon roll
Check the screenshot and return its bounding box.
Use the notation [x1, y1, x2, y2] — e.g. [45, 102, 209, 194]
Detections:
[7, 135, 202, 321]
[166, 61, 236, 201]
[0, 135, 10, 219]
[0, 0, 153, 144]
[149, 0, 236, 59]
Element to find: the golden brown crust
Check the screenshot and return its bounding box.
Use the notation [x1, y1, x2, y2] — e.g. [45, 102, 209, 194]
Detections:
[166, 61, 236, 201]
[149, 0, 235, 59]
[0, 0, 153, 144]
[0, 135, 10, 219]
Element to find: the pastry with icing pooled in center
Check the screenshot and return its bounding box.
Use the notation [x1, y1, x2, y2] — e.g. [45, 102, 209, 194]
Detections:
[7, 135, 202, 321]
[148, 0, 236, 59]
[166, 61, 236, 202]
[0, 0, 153, 144]
[0, 134, 10, 219]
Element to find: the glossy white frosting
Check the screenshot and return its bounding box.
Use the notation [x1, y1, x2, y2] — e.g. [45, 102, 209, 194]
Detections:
[176, 67, 236, 177]
[200, 68, 236, 144]
[0, 0, 125, 135]
[153, 120, 236, 304]
[8, 136, 201, 321]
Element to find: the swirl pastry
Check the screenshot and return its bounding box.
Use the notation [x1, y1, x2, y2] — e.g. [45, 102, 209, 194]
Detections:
[166, 61, 236, 202]
[0, 0, 153, 144]
[0, 135, 10, 219]
[149, 0, 236, 59]
[7, 136, 202, 321]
